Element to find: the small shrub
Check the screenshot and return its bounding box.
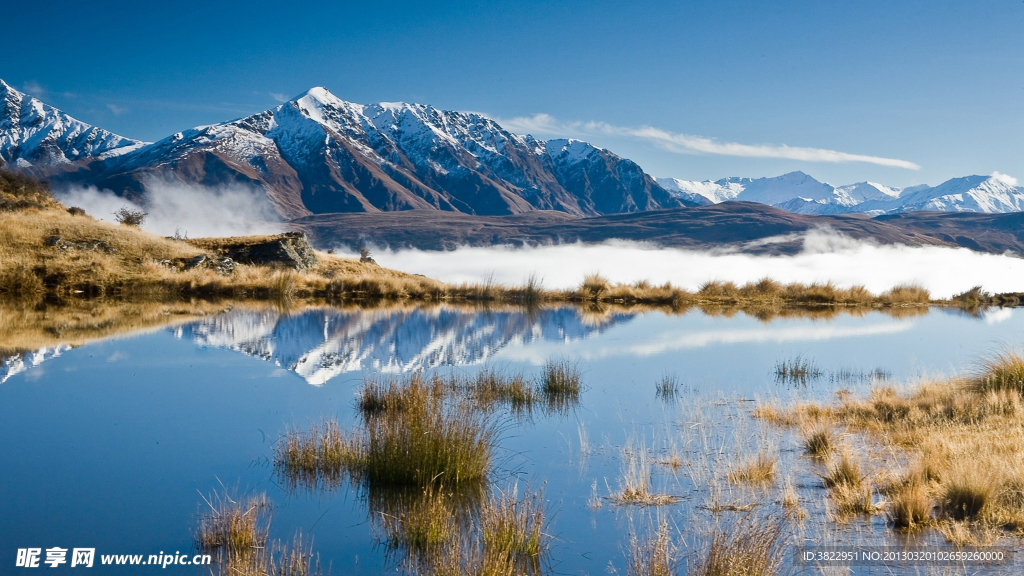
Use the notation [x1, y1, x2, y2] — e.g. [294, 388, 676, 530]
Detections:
[114, 206, 147, 226]
[66, 206, 86, 216]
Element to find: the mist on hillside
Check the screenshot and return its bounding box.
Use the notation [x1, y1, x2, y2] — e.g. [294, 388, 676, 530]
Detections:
[55, 179, 284, 238]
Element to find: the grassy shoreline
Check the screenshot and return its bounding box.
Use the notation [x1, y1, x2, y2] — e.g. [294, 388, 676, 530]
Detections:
[0, 169, 1016, 320]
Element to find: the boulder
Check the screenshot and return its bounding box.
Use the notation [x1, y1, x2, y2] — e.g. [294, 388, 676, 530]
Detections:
[211, 232, 318, 270]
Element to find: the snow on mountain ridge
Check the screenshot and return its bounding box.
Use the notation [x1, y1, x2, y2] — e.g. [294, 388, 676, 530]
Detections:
[662, 170, 1024, 215]
[0, 80, 144, 166]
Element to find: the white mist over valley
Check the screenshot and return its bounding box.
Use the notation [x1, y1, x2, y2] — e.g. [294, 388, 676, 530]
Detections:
[356, 230, 1024, 299]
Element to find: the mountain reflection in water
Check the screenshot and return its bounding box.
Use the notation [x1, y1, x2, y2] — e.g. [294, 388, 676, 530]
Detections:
[173, 307, 633, 385]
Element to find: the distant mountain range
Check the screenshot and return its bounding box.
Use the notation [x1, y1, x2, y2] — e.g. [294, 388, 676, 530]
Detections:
[3, 75, 1024, 261]
[658, 171, 1024, 215]
[0, 80, 689, 219]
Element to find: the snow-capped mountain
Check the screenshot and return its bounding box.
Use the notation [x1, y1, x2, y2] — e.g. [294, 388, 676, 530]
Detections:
[661, 171, 1024, 215]
[0, 80, 144, 167]
[173, 306, 632, 386]
[14, 83, 688, 218]
[860, 174, 1024, 214]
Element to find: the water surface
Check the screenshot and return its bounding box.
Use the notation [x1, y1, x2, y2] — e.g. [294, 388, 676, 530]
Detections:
[2, 305, 1022, 574]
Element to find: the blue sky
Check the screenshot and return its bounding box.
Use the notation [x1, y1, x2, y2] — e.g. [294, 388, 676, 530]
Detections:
[3, 0, 1022, 187]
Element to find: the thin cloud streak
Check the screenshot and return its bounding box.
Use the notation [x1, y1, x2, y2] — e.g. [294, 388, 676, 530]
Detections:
[495, 113, 920, 170]
[495, 321, 914, 364]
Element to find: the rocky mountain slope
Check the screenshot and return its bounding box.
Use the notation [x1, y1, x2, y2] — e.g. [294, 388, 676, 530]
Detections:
[0, 80, 144, 166]
[0, 81, 688, 218]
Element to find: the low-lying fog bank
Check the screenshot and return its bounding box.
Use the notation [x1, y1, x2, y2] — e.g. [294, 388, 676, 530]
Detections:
[351, 230, 1024, 299]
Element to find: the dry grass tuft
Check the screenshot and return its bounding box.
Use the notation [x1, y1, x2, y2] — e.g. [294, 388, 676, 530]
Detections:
[611, 445, 683, 507]
[888, 476, 932, 530]
[689, 515, 786, 576]
[627, 521, 676, 576]
[727, 453, 777, 486]
[975, 350, 1024, 394]
[195, 492, 270, 555]
[541, 359, 582, 412]
[801, 424, 835, 459]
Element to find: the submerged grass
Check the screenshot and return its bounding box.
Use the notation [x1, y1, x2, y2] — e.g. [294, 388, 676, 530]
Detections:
[375, 483, 548, 576]
[610, 443, 683, 507]
[773, 355, 823, 386]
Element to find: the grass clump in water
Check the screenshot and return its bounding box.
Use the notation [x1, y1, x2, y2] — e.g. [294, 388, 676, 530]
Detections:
[277, 374, 495, 492]
[801, 424, 835, 459]
[727, 453, 777, 486]
[480, 486, 546, 570]
[275, 420, 356, 490]
[888, 476, 932, 530]
[655, 373, 680, 401]
[773, 355, 823, 385]
[359, 383, 494, 489]
[689, 515, 786, 576]
[541, 359, 582, 412]
[195, 491, 270, 555]
[627, 520, 675, 576]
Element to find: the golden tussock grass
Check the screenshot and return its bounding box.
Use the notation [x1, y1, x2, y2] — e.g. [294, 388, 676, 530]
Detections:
[759, 347, 1024, 539]
[727, 453, 777, 486]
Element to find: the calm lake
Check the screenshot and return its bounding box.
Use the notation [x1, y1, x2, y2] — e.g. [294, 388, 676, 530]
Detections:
[3, 304, 1023, 574]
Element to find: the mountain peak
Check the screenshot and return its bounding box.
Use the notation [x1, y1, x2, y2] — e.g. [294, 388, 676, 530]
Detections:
[0, 79, 143, 166]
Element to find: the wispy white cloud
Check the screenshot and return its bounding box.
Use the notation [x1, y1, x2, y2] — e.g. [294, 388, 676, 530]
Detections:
[495, 113, 920, 170]
[269, 92, 289, 103]
[992, 171, 1019, 187]
[21, 80, 47, 97]
[106, 103, 128, 116]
